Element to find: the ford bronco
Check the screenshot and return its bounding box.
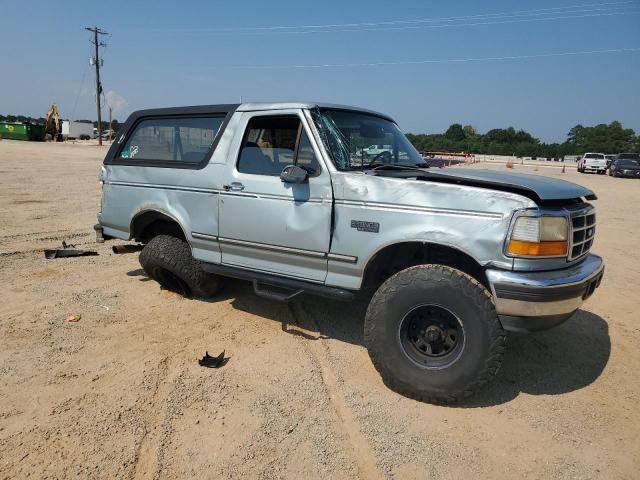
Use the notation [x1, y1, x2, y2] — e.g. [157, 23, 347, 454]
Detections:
[96, 102, 604, 403]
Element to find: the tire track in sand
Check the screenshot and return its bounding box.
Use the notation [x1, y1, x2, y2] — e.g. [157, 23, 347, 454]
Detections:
[288, 301, 382, 480]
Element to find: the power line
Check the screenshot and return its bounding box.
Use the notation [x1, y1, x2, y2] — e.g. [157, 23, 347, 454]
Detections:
[231, 1, 635, 31]
[85, 26, 108, 146]
[152, 1, 636, 35]
[250, 10, 638, 36]
[229, 47, 640, 69]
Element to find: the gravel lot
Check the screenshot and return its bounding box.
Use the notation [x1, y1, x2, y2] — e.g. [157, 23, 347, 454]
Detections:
[1, 139, 639, 479]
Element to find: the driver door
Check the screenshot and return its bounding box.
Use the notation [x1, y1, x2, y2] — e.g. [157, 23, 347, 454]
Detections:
[217, 111, 333, 282]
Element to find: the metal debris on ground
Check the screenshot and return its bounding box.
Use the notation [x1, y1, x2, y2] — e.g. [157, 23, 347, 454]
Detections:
[198, 351, 228, 368]
[44, 241, 98, 259]
[65, 314, 81, 323]
[112, 244, 144, 254]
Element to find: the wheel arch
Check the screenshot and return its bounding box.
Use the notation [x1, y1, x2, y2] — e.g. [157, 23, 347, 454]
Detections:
[130, 209, 188, 243]
[361, 240, 489, 291]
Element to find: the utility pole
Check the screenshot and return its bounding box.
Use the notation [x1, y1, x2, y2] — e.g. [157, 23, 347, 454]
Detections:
[85, 26, 107, 146]
[108, 107, 113, 145]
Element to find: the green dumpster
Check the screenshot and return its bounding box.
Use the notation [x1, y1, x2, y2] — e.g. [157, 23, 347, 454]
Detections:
[0, 122, 46, 141]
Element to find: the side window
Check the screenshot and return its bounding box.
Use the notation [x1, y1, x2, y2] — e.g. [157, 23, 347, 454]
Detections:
[117, 116, 224, 165]
[237, 115, 320, 176]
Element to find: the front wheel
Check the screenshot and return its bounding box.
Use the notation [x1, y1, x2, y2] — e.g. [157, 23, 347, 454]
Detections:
[364, 265, 505, 403]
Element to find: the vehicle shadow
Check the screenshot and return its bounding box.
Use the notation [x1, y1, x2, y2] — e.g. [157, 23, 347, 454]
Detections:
[129, 270, 611, 406]
[230, 283, 611, 407]
[459, 310, 611, 407]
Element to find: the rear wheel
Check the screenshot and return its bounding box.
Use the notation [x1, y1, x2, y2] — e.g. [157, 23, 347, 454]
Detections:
[139, 235, 222, 298]
[364, 264, 505, 404]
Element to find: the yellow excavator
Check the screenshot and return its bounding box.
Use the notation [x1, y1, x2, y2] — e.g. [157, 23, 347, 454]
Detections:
[45, 104, 63, 141]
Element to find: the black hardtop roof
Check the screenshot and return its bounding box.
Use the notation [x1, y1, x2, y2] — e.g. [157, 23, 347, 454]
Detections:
[127, 104, 240, 119]
[126, 102, 394, 122]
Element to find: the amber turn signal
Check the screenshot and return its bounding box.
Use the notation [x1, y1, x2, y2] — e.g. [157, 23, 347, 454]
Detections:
[507, 240, 568, 257]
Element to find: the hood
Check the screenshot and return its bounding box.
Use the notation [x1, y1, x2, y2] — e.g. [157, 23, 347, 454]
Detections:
[418, 168, 597, 201]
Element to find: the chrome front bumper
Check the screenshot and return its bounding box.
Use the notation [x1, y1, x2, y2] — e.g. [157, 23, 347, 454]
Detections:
[486, 254, 604, 332]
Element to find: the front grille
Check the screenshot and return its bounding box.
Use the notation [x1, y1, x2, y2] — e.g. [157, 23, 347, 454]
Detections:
[569, 207, 596, 260]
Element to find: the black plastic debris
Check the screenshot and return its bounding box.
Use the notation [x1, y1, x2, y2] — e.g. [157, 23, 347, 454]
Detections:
[112, 244, 145, 254]
[44, 241, 98, 259]
[198, 351, 228, 368]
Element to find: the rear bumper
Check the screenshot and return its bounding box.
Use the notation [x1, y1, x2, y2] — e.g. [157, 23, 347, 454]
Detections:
[486, 254, 604, 332]
[94, 223, 106, 243]
[93, 223, 118, 243]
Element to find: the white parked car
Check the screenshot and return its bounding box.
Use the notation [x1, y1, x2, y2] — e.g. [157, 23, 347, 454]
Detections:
[361, 144, 393, 160]
[577, 153, 607, 174]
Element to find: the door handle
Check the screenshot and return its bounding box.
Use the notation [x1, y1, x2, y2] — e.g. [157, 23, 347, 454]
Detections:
[223, 182, 245, 192]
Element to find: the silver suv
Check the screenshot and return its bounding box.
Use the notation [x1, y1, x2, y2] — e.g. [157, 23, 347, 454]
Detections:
[96, 102, 604, 403]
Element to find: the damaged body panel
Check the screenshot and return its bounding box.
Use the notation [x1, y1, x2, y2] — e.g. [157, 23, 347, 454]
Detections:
[325, 172, 534, 289]
[412, 168, 597, 202]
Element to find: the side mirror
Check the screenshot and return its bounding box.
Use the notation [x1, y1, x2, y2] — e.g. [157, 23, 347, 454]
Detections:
[280, 164, 308, 184]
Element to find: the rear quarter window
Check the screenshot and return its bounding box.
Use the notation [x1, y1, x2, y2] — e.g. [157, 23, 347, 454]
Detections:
[116, 116, 225, 166]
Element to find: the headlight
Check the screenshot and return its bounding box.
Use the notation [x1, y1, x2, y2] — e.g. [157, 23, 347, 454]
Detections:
[507, 215, 568, 257]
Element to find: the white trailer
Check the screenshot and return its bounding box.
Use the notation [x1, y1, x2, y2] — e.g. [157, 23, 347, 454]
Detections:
[61, 121, 94, 140]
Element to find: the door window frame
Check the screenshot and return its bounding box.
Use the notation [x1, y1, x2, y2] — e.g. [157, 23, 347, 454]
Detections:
[234, 112, 323, 178]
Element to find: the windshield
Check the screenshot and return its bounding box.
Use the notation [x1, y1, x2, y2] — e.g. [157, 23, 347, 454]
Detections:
[619, 159, 640, 167]
[618, 153, 640, 160]
[311, 109, 424, 171]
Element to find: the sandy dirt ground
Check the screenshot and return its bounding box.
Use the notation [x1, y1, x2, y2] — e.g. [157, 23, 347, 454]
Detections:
[1, 139, 639, 479]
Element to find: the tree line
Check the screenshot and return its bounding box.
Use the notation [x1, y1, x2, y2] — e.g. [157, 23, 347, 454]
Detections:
[406, 121, 639, 157]
[2, 113, 637, 156]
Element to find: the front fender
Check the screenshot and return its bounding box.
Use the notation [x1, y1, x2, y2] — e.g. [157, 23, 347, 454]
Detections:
[325, 173, 535, 289]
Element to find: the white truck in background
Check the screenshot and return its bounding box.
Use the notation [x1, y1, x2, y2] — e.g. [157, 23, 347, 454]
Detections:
[62, 121, 94, 140]
[361, 144, 393, 160]
[577, 153, 607, 174]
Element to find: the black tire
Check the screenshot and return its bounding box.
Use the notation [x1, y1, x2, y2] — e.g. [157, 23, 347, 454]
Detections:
[364, 264, 505, 404]
[139, 235, 222, 298]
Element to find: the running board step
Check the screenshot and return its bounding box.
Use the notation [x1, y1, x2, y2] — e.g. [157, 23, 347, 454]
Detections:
[202, 263, 354, 302]
[252, 280, 304, 302]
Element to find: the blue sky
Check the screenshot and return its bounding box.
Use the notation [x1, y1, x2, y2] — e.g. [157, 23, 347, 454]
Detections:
[1, 0, 638, 142]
